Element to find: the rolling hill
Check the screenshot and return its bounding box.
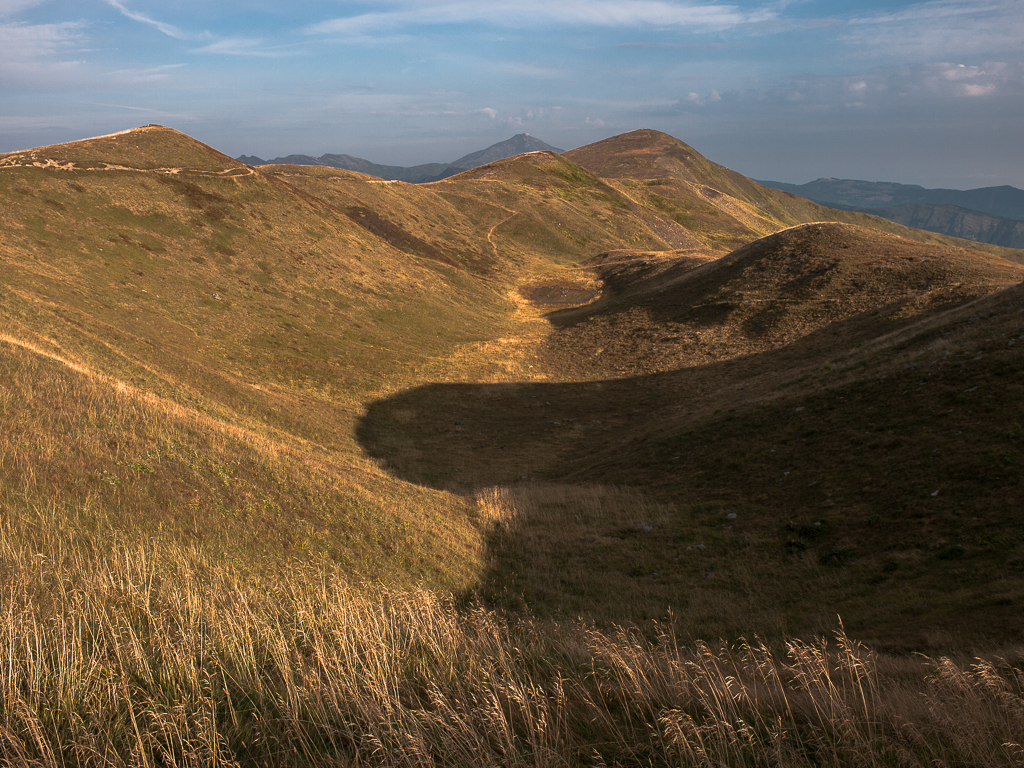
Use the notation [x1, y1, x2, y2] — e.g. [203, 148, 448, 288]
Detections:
[3, 124, 1024, 765]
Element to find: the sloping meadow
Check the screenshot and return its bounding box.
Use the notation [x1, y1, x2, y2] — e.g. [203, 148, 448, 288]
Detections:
[3, 126, 1024, 764]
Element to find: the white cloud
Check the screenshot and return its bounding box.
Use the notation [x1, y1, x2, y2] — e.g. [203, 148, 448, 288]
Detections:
[0, 0, 46, 17]
[475, 107, 498, 118]
[306, 1, 775, 36]
[654, 58, 1022, 118]
[0, 20, 87, 87]
[680, 88, 721, 106]
[960, 83, 996, 96]
[0, 20, 85, 57]
[844, 0, 1024, 60]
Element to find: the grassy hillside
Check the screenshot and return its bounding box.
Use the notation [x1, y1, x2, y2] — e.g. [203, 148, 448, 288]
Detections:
[567, 129, 1024, 262]
[3, 125, 1024, 765]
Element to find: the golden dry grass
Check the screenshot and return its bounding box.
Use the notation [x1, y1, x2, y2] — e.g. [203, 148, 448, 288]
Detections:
[3, 498, 1024, 766]
[0, 335, 485, 590]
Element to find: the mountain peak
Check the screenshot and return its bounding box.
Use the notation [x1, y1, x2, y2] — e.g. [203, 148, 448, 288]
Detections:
[449, 134, 564, 170]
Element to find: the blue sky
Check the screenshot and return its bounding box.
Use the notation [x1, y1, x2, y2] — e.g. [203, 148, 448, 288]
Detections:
[2, 0, 1022, 188]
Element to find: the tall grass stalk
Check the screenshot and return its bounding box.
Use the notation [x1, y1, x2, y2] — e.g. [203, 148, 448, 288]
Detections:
[1, 502, 1023, 766]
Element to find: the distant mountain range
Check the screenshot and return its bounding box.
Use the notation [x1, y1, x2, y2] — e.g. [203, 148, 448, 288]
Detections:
[758, 178, 1024, 248]
[238, 133, 564, 184]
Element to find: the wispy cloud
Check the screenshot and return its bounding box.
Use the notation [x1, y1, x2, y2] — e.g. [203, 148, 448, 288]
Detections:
[619, 41, 738, 50]
[109, 64, 185, 85]
[843, 0, 1024, 60]
[0, 0, 47, 17]
[103, 1, 295, 57]
[306, 1, 775, 36]
[103, 0, 192, 40]
[190, 37, 300, 57]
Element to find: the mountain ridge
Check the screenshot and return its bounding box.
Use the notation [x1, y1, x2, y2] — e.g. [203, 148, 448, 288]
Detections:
[758, 177, 1024, 247]
[5, 123, 1024, 762]
[240, 133, 564, 183]
[3, 123, 1024, 647]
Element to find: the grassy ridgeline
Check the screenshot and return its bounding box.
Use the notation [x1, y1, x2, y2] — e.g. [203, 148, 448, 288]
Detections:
[5, 126, 1024, 765]
[3, 502, 1024, 766]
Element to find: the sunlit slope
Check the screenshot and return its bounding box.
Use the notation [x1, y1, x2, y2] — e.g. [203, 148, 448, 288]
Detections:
[564, 129, 801, 251]
[0, 127, 508, 428]
[0, 334, 484, 588]
[263, 150, 689, 275]
[0, 124, 243, 172]
[0, 126, 517, 586]
[566, 129, 1024, 260]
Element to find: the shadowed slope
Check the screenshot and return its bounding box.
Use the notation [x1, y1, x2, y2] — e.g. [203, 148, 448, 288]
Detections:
[540, 222, 1024, 376]
[357, 273, 1024, 645]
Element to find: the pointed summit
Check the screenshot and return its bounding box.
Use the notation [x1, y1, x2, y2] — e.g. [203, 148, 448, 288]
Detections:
[564, 129, 721, 183]
[449, 134, 564, 170]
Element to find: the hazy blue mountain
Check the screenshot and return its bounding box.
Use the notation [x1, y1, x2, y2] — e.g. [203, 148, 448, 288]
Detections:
[237, 134, 564, 183]
[847, 203, 1024, 249]
[758, 178, 1024, 221]
[318, 155, 458, 183]
[449, 134, 564, 170]
[758, 178, 1024, 247]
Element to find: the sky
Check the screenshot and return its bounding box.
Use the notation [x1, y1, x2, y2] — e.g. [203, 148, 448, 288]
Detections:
[1, 0, 1022, 189]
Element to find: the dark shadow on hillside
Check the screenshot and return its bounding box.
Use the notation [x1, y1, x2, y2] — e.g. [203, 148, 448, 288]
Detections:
[355, 284, 1024, 646]
[353, 289, 992, 494]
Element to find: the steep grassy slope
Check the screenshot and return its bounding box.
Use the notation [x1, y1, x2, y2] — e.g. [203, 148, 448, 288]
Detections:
[5, 125, 1024, 641]
[268, 150, 677, 274]
[0, 126, 524, 590]
[0, 127, 719, 586]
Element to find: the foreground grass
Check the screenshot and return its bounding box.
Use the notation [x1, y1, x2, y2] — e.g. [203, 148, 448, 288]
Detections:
[3, 503, 1023, 767]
